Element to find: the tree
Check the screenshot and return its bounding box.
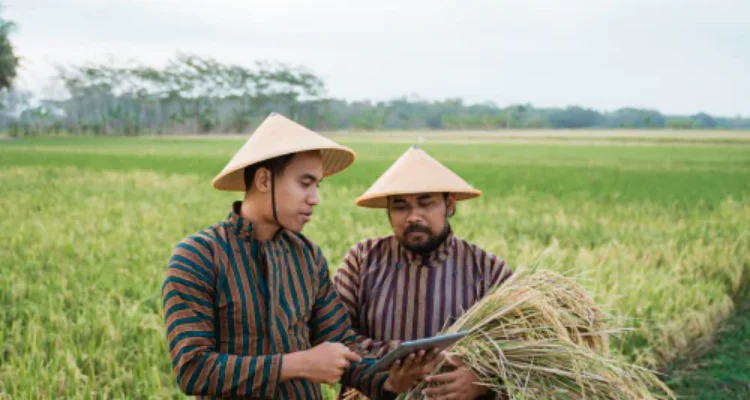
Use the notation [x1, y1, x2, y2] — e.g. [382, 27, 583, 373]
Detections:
[0, 4, 19, 90]
[548, 106, 602, 128]
[45, 53, 328, 135]
[605, 108, 664, 128]
[691, 112, 716, 128]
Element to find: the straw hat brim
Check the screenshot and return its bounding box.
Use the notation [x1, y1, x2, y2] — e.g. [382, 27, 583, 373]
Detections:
[212, 146, 354, 191]
[355, 189, 480, 208]
[211, 112, 356, 191]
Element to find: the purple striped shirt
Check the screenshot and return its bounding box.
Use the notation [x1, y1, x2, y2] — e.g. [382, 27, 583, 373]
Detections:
[333, 230, 512, 398]
[334, 230, 512, 344]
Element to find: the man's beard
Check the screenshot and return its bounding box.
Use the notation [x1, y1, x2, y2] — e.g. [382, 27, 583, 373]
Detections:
[398, 222, 451, 254]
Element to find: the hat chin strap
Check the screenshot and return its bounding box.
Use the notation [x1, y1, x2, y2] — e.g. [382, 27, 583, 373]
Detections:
[270, 170, 284, 237]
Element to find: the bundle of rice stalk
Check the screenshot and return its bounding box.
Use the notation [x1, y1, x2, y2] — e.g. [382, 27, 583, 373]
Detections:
[399, 269, 675, 400]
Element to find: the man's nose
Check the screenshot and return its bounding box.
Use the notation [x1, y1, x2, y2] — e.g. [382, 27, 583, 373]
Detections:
[308, 189, 320, 206]
[406, 209, 423, 224]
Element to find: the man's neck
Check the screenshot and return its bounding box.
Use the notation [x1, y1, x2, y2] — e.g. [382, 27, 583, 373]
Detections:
[240, 198, 280, 242]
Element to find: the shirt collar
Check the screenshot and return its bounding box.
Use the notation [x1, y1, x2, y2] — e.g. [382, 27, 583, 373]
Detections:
[227, 201, 287, 242]
[226, 201, 255, 239]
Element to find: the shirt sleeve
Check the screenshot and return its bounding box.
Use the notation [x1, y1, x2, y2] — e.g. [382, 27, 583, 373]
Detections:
[475, 248, 513, 400]
[162, 235, 282, 398]
[481, 249, 513, 296]
[308, 244, 396, 400]
[332, 243, 362, 329]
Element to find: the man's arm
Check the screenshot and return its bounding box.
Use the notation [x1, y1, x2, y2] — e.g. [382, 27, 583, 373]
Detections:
[163, 236, 294, 398]
[331, 244, 362, 329]
[483, 250, 513, 295]
[308, 245, 397, 399]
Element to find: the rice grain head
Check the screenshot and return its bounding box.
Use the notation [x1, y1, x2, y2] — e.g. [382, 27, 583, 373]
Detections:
[401, 268, 675, 400]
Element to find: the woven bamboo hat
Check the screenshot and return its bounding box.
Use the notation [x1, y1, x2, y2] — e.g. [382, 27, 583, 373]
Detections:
[355, 145, 481, 208]
[212, 112, 356, 191]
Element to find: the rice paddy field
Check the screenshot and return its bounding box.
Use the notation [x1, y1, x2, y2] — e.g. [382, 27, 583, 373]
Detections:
[1, 131, 749, 399]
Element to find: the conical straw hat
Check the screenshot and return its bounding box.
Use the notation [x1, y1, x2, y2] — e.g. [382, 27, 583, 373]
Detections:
[212, 113, 356, 191]
[355, 145, 481, 208]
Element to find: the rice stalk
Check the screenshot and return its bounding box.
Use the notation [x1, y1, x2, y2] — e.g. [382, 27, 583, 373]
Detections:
[400, 268, 676, 400]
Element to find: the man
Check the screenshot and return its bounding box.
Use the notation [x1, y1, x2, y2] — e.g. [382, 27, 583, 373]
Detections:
[334, 145, 514, 400]
[161, 114, 426, 399]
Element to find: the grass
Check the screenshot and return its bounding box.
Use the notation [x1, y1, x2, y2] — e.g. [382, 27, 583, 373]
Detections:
[664, 300, 750, 399]
[1, 134, 749, 398]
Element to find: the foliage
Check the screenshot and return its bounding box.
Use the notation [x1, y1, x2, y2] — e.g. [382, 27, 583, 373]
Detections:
[1, 54, 749, 136]
[0, 3, 19, 91]
[664, 301, 750, 399]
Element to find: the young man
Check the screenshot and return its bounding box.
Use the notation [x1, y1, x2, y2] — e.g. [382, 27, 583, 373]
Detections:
[161, 114, 424, 399]
[334, 146, 514, 400]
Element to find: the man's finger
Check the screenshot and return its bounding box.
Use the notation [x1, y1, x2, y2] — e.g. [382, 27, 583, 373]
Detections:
[433, 393, 458, 400]
[341, 349, 363, 363]
[420, 348, 441, 371]
[446, 354, 465, 368]
[427, 393, 457, 400]
[389, 359, 403, 375]
[410, 350, 427, 371]
[445, 354, 456, 365]
[423, 347, 440, 363]
[425, 370, 459, 385]
[410, 350, 424, 367]
[422, 380, 456, 397]
[401, 353, 416, 370]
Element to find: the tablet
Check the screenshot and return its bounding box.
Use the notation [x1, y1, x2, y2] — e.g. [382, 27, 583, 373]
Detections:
[365, 331, 468, 373]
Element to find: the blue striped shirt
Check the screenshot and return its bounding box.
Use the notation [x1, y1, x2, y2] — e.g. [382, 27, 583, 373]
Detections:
[162, 202, 390, 399]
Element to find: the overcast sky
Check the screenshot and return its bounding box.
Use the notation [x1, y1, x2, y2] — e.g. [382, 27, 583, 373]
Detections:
[4, 0, 750, 116]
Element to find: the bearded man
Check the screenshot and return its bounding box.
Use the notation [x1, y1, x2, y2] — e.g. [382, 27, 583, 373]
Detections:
[334, 146, 514, 400]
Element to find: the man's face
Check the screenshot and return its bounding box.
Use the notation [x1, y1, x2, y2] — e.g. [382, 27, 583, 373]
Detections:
[388, 192, 456, 253]
[271, 151, 323, 233]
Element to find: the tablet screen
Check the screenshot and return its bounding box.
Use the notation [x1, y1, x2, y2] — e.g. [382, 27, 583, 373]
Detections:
[365, 331, 468, 373]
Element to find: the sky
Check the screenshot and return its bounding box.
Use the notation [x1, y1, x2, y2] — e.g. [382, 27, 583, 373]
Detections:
[4, 0, 750, 116]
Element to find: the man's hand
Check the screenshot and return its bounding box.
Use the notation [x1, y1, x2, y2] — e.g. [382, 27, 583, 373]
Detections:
[282, 342, 362, 384]
[383, 348, 442, 394]
[422, 356, 489, 400]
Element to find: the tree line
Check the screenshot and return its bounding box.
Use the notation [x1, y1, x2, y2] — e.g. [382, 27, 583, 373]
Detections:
[0, 10, 747, 136]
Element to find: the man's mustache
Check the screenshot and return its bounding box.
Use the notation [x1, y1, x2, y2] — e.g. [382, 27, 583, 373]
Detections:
[404, 224, 432, 235]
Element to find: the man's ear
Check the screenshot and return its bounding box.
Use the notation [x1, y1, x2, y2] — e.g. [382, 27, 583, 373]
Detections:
[446, 193, 457, 217]
[254, 168, 272, 192]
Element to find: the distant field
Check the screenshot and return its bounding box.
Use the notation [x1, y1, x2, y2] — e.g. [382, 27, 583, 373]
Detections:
[6, 128, 750, 145]
[326, 129, 750, 144]
[1, 133, 749, 398]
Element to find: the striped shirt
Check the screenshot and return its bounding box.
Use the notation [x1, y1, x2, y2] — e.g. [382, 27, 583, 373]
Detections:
[162, 201, 390, 399]
[333, 228, 513, 398]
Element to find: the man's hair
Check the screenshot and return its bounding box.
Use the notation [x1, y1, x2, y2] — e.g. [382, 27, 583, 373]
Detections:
[243, 153, 296, 193]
